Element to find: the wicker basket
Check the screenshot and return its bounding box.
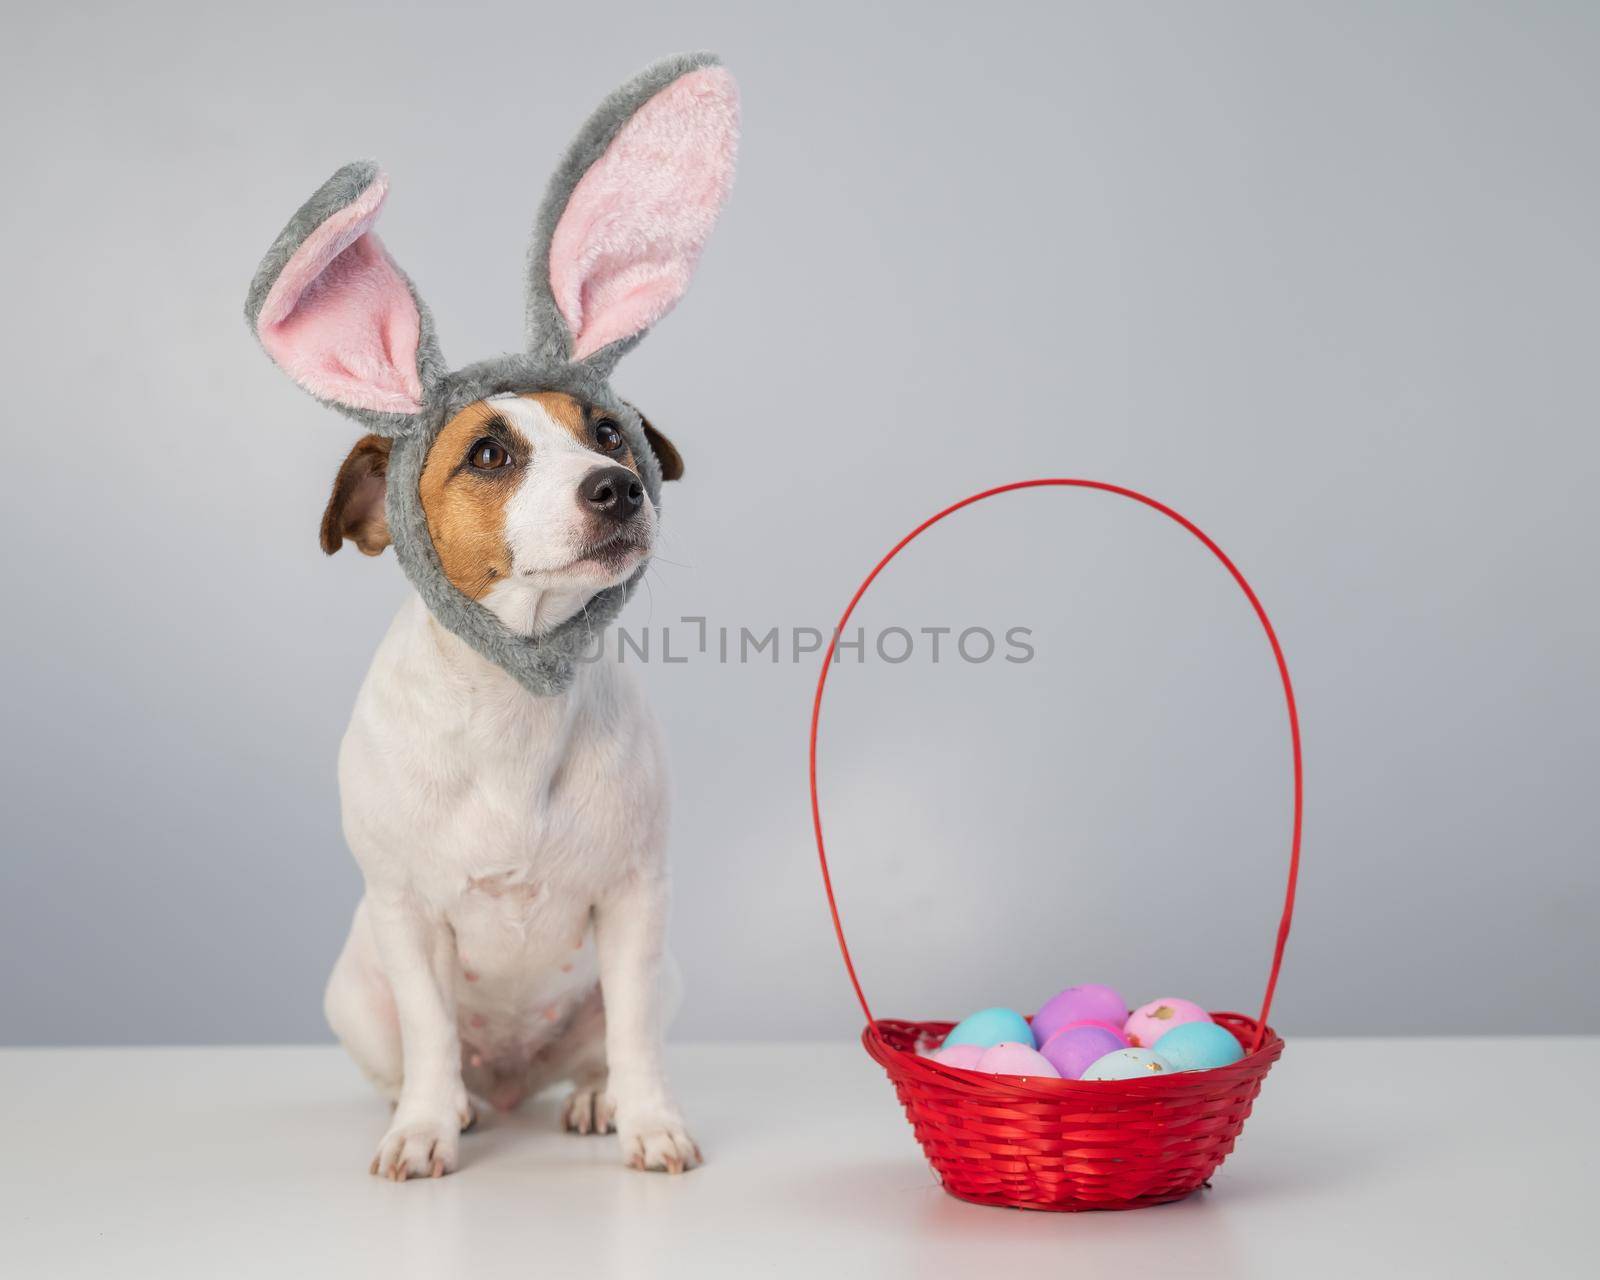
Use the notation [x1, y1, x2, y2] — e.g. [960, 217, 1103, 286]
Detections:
[808, 479, 1302, 1212]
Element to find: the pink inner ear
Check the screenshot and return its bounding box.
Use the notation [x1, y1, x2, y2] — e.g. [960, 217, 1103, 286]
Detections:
[550, 67, 739, 361]
[257, 175, 424, 414]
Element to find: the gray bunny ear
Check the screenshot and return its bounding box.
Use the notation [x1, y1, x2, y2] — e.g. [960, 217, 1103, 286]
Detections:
[245, 161, 444, 435]
[525, 53, 739, 377]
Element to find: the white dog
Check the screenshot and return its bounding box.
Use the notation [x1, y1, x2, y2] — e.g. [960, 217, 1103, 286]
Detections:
[244, 54, 737, 1181]
[320, 392, 695, 1180]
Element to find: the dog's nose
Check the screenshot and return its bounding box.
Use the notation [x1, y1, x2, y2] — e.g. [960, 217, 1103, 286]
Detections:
[578, 466, 643, 522]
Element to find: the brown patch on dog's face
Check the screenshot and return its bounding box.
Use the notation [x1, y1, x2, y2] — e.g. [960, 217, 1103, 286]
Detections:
[418, 402, 527, 599]
[322, 434, 393, 556]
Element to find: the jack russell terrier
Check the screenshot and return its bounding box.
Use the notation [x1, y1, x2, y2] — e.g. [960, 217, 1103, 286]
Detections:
[243, 54, 738, 1180]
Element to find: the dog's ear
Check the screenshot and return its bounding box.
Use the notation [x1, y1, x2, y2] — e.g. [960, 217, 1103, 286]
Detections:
[638, 414, 684, 481]
[321, 434, 393, 556]
[246, 162, 443, 433]
[525, 54, 739, 376]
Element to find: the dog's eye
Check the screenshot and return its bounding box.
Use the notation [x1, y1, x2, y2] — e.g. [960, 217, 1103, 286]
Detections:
[468, 439, 510, 470]
[595, 420, 624, 453]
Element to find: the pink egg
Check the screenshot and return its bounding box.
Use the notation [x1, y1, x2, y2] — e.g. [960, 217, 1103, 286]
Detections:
[1030, 984, 1128, 1045]
[975, 1041, 1061, 1079]
[1038, 1024, 1129, 1079]
[929, 1042, 986, 1070]
[1123, 998, 1212, 1048]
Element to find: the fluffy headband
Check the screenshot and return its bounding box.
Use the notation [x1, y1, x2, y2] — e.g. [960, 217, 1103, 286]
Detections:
[244, 52, 739, 694]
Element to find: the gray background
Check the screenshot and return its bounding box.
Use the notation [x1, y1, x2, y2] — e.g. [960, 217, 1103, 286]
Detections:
[2, 1, 1595, 1046]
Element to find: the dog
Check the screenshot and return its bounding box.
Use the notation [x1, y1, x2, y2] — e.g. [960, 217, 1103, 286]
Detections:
[321, 392, 695, 1180]
[243, 55, 738, 1180]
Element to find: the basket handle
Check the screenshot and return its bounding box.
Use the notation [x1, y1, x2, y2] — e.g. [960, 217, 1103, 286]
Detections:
[808, 480, 1302, 1056]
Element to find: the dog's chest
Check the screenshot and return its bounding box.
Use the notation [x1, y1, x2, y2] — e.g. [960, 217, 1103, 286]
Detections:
[340, 601, 666, 915]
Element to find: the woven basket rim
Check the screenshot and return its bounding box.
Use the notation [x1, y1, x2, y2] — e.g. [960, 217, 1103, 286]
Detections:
[865, 1011, 1283, 1101]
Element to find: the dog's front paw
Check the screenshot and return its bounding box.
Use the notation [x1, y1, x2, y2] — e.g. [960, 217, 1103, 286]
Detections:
[617, 1107, 701, 1173]
[562, 1084, 616, 1135]
[371, 1107, 463, 1181]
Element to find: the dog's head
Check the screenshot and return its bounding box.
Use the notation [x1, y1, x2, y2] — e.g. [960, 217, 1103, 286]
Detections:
[243, 53, 735, 682]
[319, 391, 682, 635]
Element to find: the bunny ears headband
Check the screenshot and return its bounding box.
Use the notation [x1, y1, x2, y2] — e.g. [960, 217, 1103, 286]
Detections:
[244, 52, 739, 695]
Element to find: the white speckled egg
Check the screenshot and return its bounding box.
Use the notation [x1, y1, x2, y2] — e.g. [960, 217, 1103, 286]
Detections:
[1080, 1047, 1175, 1081]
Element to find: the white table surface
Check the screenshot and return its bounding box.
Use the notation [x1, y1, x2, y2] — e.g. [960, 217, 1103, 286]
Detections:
[1, 1038, 1589, 1279]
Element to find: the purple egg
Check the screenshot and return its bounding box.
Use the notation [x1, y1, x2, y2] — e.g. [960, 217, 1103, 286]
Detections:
[1054, 1018, 1130, 1044]
[1039, 1025, 1129, 1079]
[1030, 984, 1128, 1047]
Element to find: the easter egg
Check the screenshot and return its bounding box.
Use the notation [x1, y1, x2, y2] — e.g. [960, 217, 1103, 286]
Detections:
[1030, 984, 1128, 1046]
[1056, 1018, 1130, 1043]
[1123, 998, 1212, 1048]
[975, 1042, 1061, 1079]
[942, 1007, 1034, 1050]
[1153, 1021, 1245, 1071]
[1080, 1047, 1175, 1081]
[929, 1042, 986, 1070]
[1039, 1024, 1127, 1079]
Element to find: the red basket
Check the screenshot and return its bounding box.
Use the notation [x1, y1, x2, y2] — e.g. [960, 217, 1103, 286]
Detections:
[808, 479, 1302, 1212]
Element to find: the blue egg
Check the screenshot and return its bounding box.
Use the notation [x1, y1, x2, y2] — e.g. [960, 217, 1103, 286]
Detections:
[942, 1007, 1034, 1050]
[1152, 1021, 1246, 1071]
[1080, 1047, 1175, 1080]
